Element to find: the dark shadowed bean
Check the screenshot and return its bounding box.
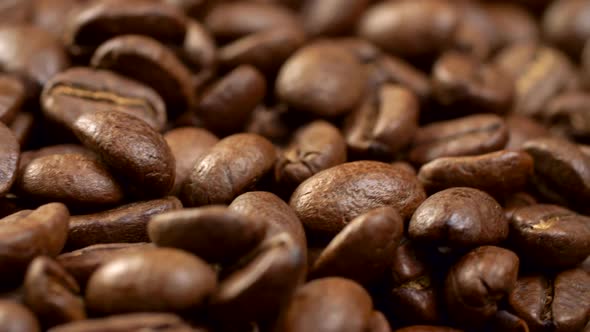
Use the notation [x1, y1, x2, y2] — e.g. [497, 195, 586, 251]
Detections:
[0, 75, 24, 124]
[369, 311, 392, 332]
[0, 300, 40, 332]
[542, 91, 590, 141]
[179, 20, 216, 75]
[367, 55, 432, 104]
[301, 0, 368, 37]
[488, 310, 530, 332]
[8, 112, 33, 147]
[394, 327, 462, 332]
[48, 313, 197, 332]
[0, 122, 19, 196]
[505, 114, 550, 150]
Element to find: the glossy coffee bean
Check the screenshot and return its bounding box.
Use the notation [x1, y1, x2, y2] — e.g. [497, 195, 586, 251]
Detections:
[18, 145, 94, 173]
[409, 188, 508, 251]
[417, 150, 533, 195]
[86, 247, 216, 314]
[67, 197, 181, 250]
[445, 246, 519, 327]
[23, 256, 85, 328]
[41, 67, 167, 131]
[301, 0, 368, 37]
[505, 114, 550, 150]
[72, 110, 176, 197]
[290, 161, 426, 236]
[542, 91, 590, 141]
[543, 0, 590, 58]
[509, 269, 590, 332]
[48, 313, 196, 332]
[409, 114, 509, 165]
[0, 122, 19, 196]
[276, 41, 365, 118]
[509, 204, 590, 269]
[0, 75, 24, 124]
[0, 300, 40, 332]
[182, 133, 276, 206]
[149, 205, 267, 264]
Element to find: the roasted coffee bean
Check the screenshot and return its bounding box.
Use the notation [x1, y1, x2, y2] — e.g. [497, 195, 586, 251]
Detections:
[290, 161, 425, 236]
[245, 104, 293, 143]
[23, 256, 85, 328]
[67, 196, 181, 250]
[542, 91, 590, 141]
[524, 137, 590, 207]
[410, 114, 508, 165]
[488, 310, 530, 332]
[369, 311, 392, 332]
[149, 205, 267, 264]
[64, 0, 187, 57]
[91, 35, 194, 114]
[508, 204, 590, 269]
[0, 75, 24, 124]
[444, 246, 519, 327]
[485, 3, 539, 49]
[281, 277, 373, 332]
[164, 127, 218, 195]
[505, 114, 550, 150]
[543, 0, 590, 58]
[0, 300, 40, 332]
[41, 67, 167, 131]
[417, 150, 533, 195]
[18, 144, 94, 173]
[8, 112, 33, 147]
[409, 188, 508, 251]
[180, 20, 216, 74]
[358, 0, 458, 60]
[72, 110, 176, 197]
[432, 51, 513, 115]
[301, 0, 368, 37]
[344, 84, 419, 159]
[276, 41, 365, 118]
[86, 247, 216, 314]
[182, 133, 276, 206]
[503, 192, 538, 220]
[48, 313, 198, 332]
[0, 122, 19, 196]
[394, 327, 462, 332]
[367, 55, 432, 104]
[0, 203, 69, 284]
[452, 1, 498, 59]
[57, 243, 153, 288]
[15, 153, 124, 208]
[311, 207, 403, 285]
[195, 65, 266, 135]
[275, 120, 346, 193]
[509, 269, 590, 332]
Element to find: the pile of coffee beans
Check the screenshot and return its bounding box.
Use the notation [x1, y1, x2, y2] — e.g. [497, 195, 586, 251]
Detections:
[1, 0, 590, 331]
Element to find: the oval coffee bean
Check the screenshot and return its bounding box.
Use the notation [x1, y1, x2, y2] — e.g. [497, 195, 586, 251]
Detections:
[311, 207, 404, 285]
[23, 256, 85, 328]
[148, 205, 267, 264]
[409, 188, 508, 251]
[41, 67, 167, 131]
[182, 133, 276, 207]
[281, 277, 373, 332]
[290, 161, 426, 236]
[15, 153, 124, 208]
[86, 247, 216, 314]
[48, 313, 196, 332]
[0, 122, 19, 196]
[67, 197, 182, 250]
[0, 300, 40, 332]
[543, 0, 590, 58]
[509, 204, 590, 268]
[276, 41, 365, 117]
[0, 75, 24, 124]
[164, 127, 218, 196]
[509, 269, 590, 332]
[72, 110, 176, 197]
[275, 120, 347, 193]
[417, 150, 533, 195]
[0, 203, 70, 284]
[409, 114, 509, 165]
[445, 246, 519, 328]
[301, 0, 368, 37]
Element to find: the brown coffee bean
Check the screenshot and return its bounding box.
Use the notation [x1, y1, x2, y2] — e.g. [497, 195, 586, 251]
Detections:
[368, 55, 432, 104]
[23, 256, 85, 328]
[311, 207, 403, 285]
[509, 269, 590, 332]
[542, 91, 590, 141]
[182, 133, 277, 206]
[164, 127, 218, 195]
[281, 277, 373, 332]
[344, 84, 419, 159]
[369, 311, 392, 332]
[394, 327, 462, 332]
[57, 243, 153, 288]
[290, 161, 426, 236]
[485, 3, 539, 49]
[543, 0, 590, 58]
[245, 104, 293, 143]
[488, 310, 530, 332]
[8, 112, 33, 147]
[15, 153, 124, 208]
[524, 137, 590, 207]
[18, 144, 94, 174]
[0, 300, 40, 332]
[503, 192, 538, 221]
[432, 51, 513, 115]
[67, 196, 181, 250]
[505, 114, 550, 150]
[48, 312, 197, 332]
[445, 246, 519, 327]
[149, 205, 267, 264]
[0, 122, 19, 196]
[584, 40, 590, 88]
[72, 110, 176, 197]
[409, 114, 509, 165]
[301, 0, 368, 37]
[417, 150, 533, 195]
[275, 120, 347, 192]
[179, 20, 216, 75]
[452, 1, 498, 59]
[0, 203, 70, 284]
[409, 188, 508, 251]
[86, 247, 216, 314]
[276, 41, 365, 118]
[509, 204, 590, 269]
[91, 35, 194, 114]
[0, 75, 24, 125]
[358, 0, 459, 59]
[0, 0, 33, 25]
[41, 67, 167, 131]
[195, 65, 266, 135]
